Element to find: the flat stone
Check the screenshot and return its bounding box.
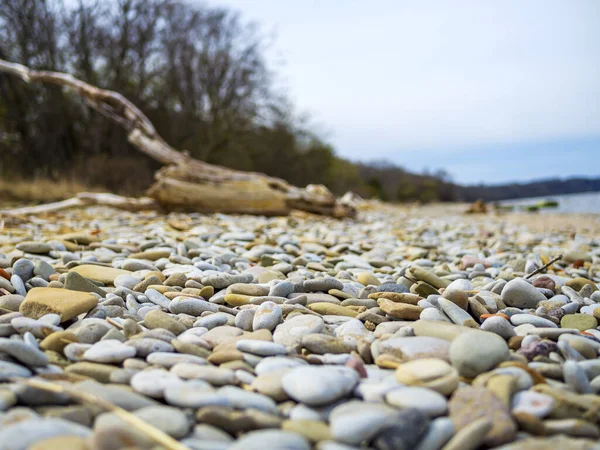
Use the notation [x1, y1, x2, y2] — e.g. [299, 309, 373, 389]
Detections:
[83, 339, 136, 363]
[69, 264, 131, 285]
[273, 314, 324, 347]
[124, 338, 173, 357]
[171, 364, 236, 385]
[253, 301, 282, 331]
[229, 430, 310, 450]
[236, 339, 287, 356]
[376, 336, 451, 362]
[63, 271, 106, 295]
[448, 386, 517, 447]
[386, 386, 448, 417]
[395, 357, 458, 395]
[70, 380, 156, 411]
[449, 330, 509, 378]
[0, 360, 33, 380]
[28, 436, 89, 450]
[0, 418, 91, 450]
[511, 390, 555, 418]
[0, 338, 49, 367]
[561, 314, 598, 331]
[411, 320, 475, 341]
[19, 288, 98, 322]
[282, 419, 331, 443]
[131, 368, 183, 398]
[143, 310, 186, 335]
[501, 278, 546, 309]
[492, 435, 600, 450]
[164, 380, 229, 408]
[378, 298, 423, 319]
[134, 405, 190, 438]
[16, 241, 53, 254]
[328, 400, 400, 444]
[281, 366, 359, 406]
[307, 303, 358, 317]
[65, 362, 118, 383]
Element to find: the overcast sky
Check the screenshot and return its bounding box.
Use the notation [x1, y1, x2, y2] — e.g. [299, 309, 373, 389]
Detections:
[206, 0, 600, 184]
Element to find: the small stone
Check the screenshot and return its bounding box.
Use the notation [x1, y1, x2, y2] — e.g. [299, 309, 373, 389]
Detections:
[83, 339, 136, 363]
[131, 368, 183, 398]
[0, 360, 32, 380]
[134, 405, 190, 438]
[282, 419, 330, 443]
[511, 390, 555, 418]
[143, 310, 186, 335]
[19, 288, 98, 322]
[0, 338, 49, 367]
[449, 330, 509, 378]
[65, 362, 118, 383]
[378, 298, 423, 320]
[64, 271, 106, 295]
[442, 417, 492, 450]
[560, 314, 598, 331]
[236, 339, 287, 356]
[253, 301, 282, 331]
[328, 400, 400, 444]
[69, 264, 131, 285]
[356, 272, 381, 286]
[273, 314, 324, 347]
[228, 430, 310, 450]
[28, 436, 89, 450]
[376, 336, 451, 362]
[449, 386, 516, 446]
[385, 386, 448, 417]
[533, 276, 556, 291]
[563, 360, 592, 394]
[16, 241, 53, 254]
[125, 338, 174, 357]
[114, 274, 142, 290]
[501, 278, 546, 309]
[307, 303, 358, 317]
[566, 277, 597, 292]
[0, 418, 91, 450]
[395, 358, 459, 395]
[282, 366, 359, 406]
[13, 258, 35, 281]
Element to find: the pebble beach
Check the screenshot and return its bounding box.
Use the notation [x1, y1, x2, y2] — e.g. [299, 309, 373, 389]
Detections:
[1, 202, 600, 450]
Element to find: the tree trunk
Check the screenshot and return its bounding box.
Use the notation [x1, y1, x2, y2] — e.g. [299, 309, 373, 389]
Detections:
[0, 59, 356, 218]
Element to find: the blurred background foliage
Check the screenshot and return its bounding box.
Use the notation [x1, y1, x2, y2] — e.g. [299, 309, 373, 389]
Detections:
[2, 0, 591, 204]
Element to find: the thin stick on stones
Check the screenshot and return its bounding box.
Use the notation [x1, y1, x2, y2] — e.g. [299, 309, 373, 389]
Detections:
[524, 255, 563, 280]
[10, 377, 189, 450]
[106, 317, 124, 330]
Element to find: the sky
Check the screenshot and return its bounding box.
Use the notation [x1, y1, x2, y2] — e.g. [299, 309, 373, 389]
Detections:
[205, 0, 600, 184]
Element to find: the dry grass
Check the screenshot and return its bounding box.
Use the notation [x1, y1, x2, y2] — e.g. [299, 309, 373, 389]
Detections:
[0, 177, 102, 205]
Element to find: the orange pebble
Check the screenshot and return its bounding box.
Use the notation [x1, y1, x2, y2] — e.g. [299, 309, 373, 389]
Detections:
[481, 313, 510, 321]
[0, 268, 10, 280]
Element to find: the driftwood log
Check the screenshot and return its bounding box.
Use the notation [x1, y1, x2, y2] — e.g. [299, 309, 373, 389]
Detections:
[0, 59, 356, 218]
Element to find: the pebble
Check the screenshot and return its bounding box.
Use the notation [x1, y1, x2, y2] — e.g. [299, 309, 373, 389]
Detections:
[236, 339, 287, 356]
[501, 278, 547, 309]
[0, 203, 599, 449]
[328, 400, 399, 444]
[282, 366, 359, 406]
[252, 301, 282, 331]
[228, 430, 310, 450]
[19, 288, 98, 322]
[83, 339, 136, 363]
[386, 386, 448, 416]
[273, 314, 324, 347]
[449, 331, 510, 377]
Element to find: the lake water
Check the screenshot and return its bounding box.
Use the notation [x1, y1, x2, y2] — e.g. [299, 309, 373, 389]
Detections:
[499, 191, 600, 214]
